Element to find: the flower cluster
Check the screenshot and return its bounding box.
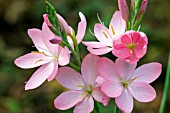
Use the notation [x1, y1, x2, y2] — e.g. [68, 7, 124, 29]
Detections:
[14, 0, 162, 113]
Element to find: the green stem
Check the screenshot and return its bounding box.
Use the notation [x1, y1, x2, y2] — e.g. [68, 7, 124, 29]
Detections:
[69, 62, 81, 72]
[94, 100, 101, 113]
[159, 52, 170, 113]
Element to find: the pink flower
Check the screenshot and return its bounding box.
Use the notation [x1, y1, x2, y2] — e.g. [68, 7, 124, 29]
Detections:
[112, 30, 148, 62]
[118, 0, 129, 21]
[97, 58, 162, 113]
[44, 12, 87, 44]
[14, 22, 70, 90]
[83, 11, 126, 55]
[54, 54, 109, 113]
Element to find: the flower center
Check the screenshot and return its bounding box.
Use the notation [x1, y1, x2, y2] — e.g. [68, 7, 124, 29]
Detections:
[121, 81, 129, 88]
[127, 43, 136, 51]
[86, 84, 93, 94]
[121, 77, 137, 88]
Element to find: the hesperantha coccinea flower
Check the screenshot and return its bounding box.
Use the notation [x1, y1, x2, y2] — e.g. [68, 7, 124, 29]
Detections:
[83, 11, 126, 55]
[14, 22, 70, 90]
[112, 30, 148, 62]
[54, 54, 109, 113]
[97, 58, 162, 113]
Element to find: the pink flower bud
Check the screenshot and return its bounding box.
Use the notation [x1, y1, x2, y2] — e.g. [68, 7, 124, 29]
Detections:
[49, 35, 62, 44]
[118, 0, 129, 21]
[43, 14, 52, 27]
[139, 0, 148, 14]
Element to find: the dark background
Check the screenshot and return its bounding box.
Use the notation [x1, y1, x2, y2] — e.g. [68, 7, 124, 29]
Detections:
[0, 0, 170, 113]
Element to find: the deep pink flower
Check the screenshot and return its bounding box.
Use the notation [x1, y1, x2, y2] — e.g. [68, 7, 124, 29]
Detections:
[83, 11, 126, 55]
[118, 0, 129, 21]
[54, 54, 109, 113]
[112, 30, 148, 62]
[97, 58, 162, 113]
[14, 22, 70, 90]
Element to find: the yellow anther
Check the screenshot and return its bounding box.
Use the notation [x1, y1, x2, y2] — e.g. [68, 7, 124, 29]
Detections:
[35, 59, 43, 64]
[131, 77, 136, 81]
[110, 25, 115, 35]
[89, 84, 93, 90]
[31, 51, 47, 56]
[103, 32, 108, 39]
[82, 93, 85, 99]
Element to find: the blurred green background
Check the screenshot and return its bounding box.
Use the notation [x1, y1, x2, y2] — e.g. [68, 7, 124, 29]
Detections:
[0, 0, 170, 113]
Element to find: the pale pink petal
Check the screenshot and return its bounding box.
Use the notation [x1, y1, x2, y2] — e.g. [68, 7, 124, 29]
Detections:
[118, 0, 129, 21]
[58, 46, 70, 66]
[94, 24, 113, 46]
[101, 81, 123, 98]
[98, 57, 120, 81]
[128, 82, 156, 102]
[27, 28, 49, 53]
[25, 62, 54, 90]
[115, 89, 134, 113]
[131, 63, 162, 83]
[47, 61, 58, 81]
[96, 76, 106, 85]
[82, 41, 107, 48]
[43, 14, 52, 27]
[125, 52, 139, 63]
[54, 91, 84, 110]
[42, 22, 58, 55]
[81, 54, 100, 85]
[74, 96, 94, 113]
[87, 47, 113, 55]
[115, 58, 137, 80]
[112, 48, 131, 58]
[14, 53, 51, 69]
[57, 14, 70, 34]
[56, 67, 85, 90]
[76, 12, 87, 44]
[92, 87, 109, 106]
[110, 11, 126, 35]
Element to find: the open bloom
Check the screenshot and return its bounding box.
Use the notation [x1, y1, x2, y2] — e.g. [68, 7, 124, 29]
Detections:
[14, 22, 70, 90]
[54, 54, 109, 113]
[97, 58, 162, 113]
[44, 12, 87, 44]
[83, 11, 126, 55]
[113, 30, 148, 62]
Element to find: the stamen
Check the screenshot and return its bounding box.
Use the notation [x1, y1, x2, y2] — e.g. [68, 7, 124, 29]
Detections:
[31, 51, 47, 56]
[97, 13, 104, 25]
[89, 29, 95, 36]
[103, 32, 109, 39]
[110, 25, 115, 35]
[32, 46, 51, 55]
[89, 84, 93, 90]
[81, 93, 85, 99]
[35, 59, 43, 64]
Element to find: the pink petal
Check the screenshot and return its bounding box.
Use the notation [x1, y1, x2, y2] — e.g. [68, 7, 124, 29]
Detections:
[27, 28, 49, 53]
[98, 57, 120, 81]
[57, 14, 71, 34]
[56, 67, 85, 90]
[25, 62, 55, 90]
[96, 76, 106, 85]
[92, 87, 109, 106]
[112, 48, 131, 58]
[47, 61, 58, 81]
[101, 81, 123, 98]
[94, 23, 113, 46]
[76, 12, 87, 44]
[110, 11, 126, 35]
[74, 96, 94, 113]
[134, 45, 147, 58]
[115, 89, 134, 113]
[14, 53, 51, 69]
[82, 41, 107, 48]
[128, 82, 156, 102]
[118, 0, 129, 21]
[115, 58, 137, 80]
[54, 91, 84, 110]
[43, 14, 52, 27]
[58, 46, 70, 66]
[81, 54, 100, 85]
[87, 46, 113, 55]
[131, 63, 162, 83]
[125, 52, 139, 63]
[121, 34, 131, 44]
[42, 22, 58, 55]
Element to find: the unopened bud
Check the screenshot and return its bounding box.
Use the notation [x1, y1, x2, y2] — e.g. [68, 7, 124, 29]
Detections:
[118, 0, 129, 21]
[49, 35, 62, 44]
[43, 14, 52, 27]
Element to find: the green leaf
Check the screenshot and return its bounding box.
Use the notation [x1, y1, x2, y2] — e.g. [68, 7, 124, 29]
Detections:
[159, 52, 170, 113]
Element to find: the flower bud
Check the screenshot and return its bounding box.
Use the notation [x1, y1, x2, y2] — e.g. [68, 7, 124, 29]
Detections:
[118, 0, 129, 21]
[49, 35, 62, 44]
[43, 14, 52, 27]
